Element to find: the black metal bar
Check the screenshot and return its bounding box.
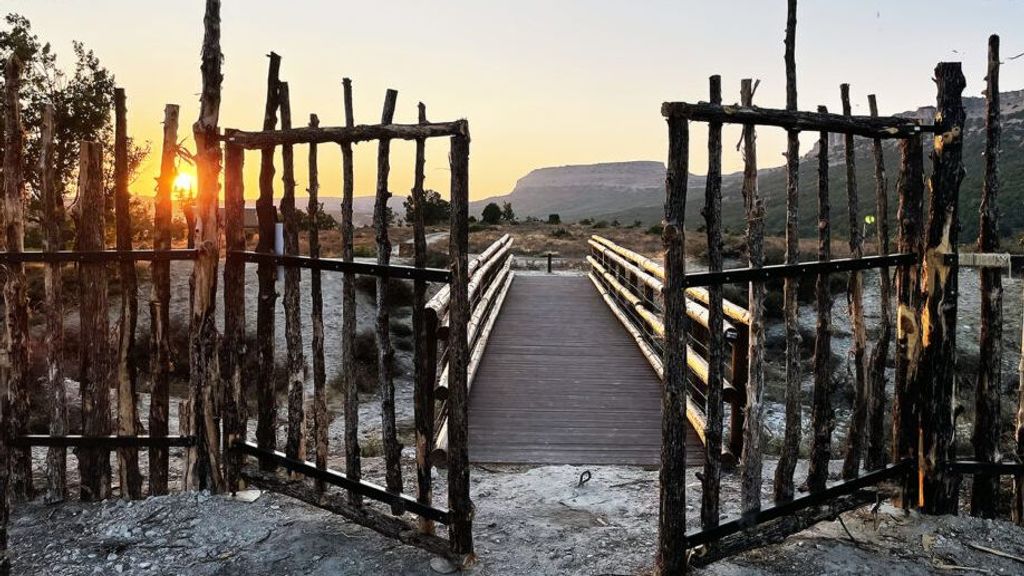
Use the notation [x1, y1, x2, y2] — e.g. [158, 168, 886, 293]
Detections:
[685, 459, 912, 548]
[12, 435, 196, 448]
[230, 251, 451, 283]
[950, 460, 1024, 475]
[0, 249, 199, 264]
[235, 441, 450, 524]
[682, 253, 916, 288]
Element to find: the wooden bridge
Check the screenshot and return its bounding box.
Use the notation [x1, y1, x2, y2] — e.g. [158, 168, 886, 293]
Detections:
[432, 235, 749, 468]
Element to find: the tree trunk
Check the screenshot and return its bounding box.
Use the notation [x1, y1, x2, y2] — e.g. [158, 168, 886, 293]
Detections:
[307, 113, 328, 493]
[340, 78, 361, 505]
[806, 106, 833, 494]
[223, 142, 246, 492]
[972, 35, 1002, 519]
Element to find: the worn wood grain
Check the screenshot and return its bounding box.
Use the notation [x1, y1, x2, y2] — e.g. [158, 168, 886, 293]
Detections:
[340, 77, 361, 505]
[223, 143, 246, 492]
[308, 113, 328, 493]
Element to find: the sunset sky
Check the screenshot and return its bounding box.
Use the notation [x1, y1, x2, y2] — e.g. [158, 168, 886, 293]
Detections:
[8, 0, 1024, 203]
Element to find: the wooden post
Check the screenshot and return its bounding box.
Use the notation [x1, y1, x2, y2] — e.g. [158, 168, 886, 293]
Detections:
[0, 372, 8, 574]
[2, 55, 31, 501]
[255, 53, 281, 464]
[77, 141, 112, 501]
[972, 35, 1002, 519]
[280, 82, 307, 463]
[841, 83, 868, 480]
[412, 102, 435, 534]
[865, 94, 892, 472]
[374, 89, 403, 512]
[1017, 277, 1024, 524]
[150, 104, 178, 495]
[184, 0, 225, 492]
[340, 78, 361, 505]
[39, 103, 67, 503]
[657, 114, 688, 575]
[775, 0, 802, 502]
[892, 135, 924, 508]
[223, 142, 246, 492]
[113, 88, 142, 499]
[701, 75, 724, 530]
[918, 62, 965, 515]
[739, 79, 765, 514]
[806, 106, 833, 494]
[308, 113, 329, 493]
[447, 124, 475, 563]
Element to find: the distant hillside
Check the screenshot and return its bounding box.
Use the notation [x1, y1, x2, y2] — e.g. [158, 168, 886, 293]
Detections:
[245, 195, 407, 228]
[472, 89, 1024, 242]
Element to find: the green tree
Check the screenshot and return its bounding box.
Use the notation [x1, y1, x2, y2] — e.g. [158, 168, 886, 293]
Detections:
[403, 189, 450, 226]
[481, 202, 502, 225]
[547, 213, 560, 224]
[500, 201, 516, 223]
[298, 201, 339, 232]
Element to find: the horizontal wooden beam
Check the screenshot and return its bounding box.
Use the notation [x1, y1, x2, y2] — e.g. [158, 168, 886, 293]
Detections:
[222, 120, 468, 149]
[230, 251, 450, 282]
[235, 441, 450, 524]
[661, 102, 930, 139]
[683, 253, 916, 288]
[12, 435, 196, 448]
[0, 249, 198, 264]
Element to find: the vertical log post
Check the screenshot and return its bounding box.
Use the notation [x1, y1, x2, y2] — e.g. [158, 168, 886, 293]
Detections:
[775, 0, 802, 502]
[2, 55, 31, 501]
[918, 62, 965, 515]
[972, 35, 1002, 519]
[255, 53, 281, 465]
[841, 83, 868, 480]
[656, 114, 689, 576]
[701, 75, 724, 530]
[150, 104, 178, 495]
[340, 78, 361, 505]
[1017, 279, 1024, 524]
[865, 94, 892, 472]
[0, 366, 8, 573]
[447, 124, 475, 563]
[375, 89, 403, 512]
[77, 141, 111, 501]
[113, 87, 142, 499]
[806, 106, 833, 494]
[223, 142, 246, 492]
[892, 135, 924, 508]
[412, 102, 435, 534]
[280, 82, 306, 463]
[185, 0, 225, 492]
[40, 103, 67, 503]
[739, 79, 765, 514]
[308, 113, 329, 493]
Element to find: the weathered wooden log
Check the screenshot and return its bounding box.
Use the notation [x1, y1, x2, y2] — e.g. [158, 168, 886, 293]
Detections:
[150, 104, 178, 495]
[39, 103, 67, 503]
[307, 113, 328, 493]
[703, 74, 725, 528]
[77, 141, 112, 501]
[447, 129, 474, 562]
[917, 63, 964, 515]
[739, 79, 765, 515]
[223, 143, 246, 492]
[373, 89, 403, 513]
[184, 0, 225, 492]
[892, 135, 924, 508]
[776, 0, 802, 504]
[279, 82, 306, 464]
[2, 55, 32, 502]
[255, 52, 281, 464]
[972, 35, 1002, 519]
[427, 233, 512, 325]
[0, 370, 8, 574]
[865, 94, 892, 472]
[340, 77, 361, 505]
[657, 113, 689, 576]
[840, 84, 868, 481]
[806, 106, 833, 494]
[113, 87, 142, 499]
[1018, 278, 1024, 524]
[223, 121, 467, 148]
[660, 101, 925, 139]
[411, 102, 435, 533]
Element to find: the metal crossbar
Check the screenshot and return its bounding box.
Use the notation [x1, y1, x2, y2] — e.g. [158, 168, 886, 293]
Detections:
[0, 249, 198, 264]
[12, 435, 196, 448]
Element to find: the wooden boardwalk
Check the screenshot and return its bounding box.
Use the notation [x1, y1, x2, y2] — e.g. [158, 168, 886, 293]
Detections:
[469, 274, 702, 466]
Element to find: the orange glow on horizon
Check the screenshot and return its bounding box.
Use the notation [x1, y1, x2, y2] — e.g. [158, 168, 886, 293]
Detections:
[173, 172, 194, 193]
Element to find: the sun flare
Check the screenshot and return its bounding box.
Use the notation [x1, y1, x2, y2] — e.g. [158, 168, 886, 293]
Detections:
[173, 172, 194, 191]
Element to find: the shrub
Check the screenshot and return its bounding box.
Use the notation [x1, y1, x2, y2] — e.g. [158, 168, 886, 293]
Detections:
[549, 227, 571, 238]
[547, 213, 561, 225]
[578, 218, 593, 226]
[592, 220, 609, 229]
[481, 202, 502, 224]
[646, 224, 664, 236]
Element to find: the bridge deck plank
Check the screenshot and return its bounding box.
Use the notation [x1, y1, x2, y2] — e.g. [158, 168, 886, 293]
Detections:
[469, 274, 702, 466]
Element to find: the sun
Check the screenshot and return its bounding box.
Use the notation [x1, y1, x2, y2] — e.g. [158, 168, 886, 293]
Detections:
[173, 172, 194, 191]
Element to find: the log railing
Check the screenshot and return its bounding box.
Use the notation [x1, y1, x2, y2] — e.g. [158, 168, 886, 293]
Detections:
[430, 234, 515, 465]
[587, 235, 750, 457]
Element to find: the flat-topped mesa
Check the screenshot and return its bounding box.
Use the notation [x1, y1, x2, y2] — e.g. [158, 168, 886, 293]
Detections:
[221, 120, 468, 148]
[661, 101, 931, 139]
